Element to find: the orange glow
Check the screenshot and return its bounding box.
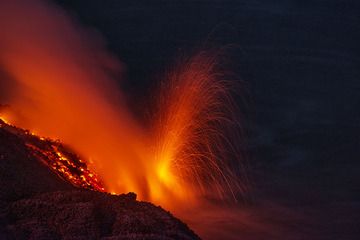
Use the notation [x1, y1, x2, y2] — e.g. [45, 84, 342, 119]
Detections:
[150, 53, 247, 206]
[0, 0, 247, 211]
[0, 117, 105, 192]
[0, 117, 9, 125]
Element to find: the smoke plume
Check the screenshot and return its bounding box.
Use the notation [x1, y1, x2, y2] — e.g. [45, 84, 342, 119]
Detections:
[0, 0, 150, 198]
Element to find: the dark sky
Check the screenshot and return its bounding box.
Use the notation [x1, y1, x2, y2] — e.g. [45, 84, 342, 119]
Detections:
[53, 0, 360, 163]
[54, 1, 360, 238]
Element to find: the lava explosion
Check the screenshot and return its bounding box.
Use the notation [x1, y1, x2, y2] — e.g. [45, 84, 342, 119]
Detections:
[151, 53, 247, 203]
[0, 0, 246, 209]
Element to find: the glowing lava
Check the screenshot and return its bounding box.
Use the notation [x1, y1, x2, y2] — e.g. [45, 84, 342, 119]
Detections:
[0, 0, 247, 210]
[149, 53, 247, 204]
[0, 117, 105, 192]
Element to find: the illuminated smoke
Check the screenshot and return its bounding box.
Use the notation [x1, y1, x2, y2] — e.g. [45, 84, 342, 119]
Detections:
[0, 0, 149, 199]
[0, 0, 247, 210]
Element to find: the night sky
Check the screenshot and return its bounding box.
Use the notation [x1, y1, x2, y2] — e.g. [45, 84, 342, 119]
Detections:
[9, 0, 360, 239]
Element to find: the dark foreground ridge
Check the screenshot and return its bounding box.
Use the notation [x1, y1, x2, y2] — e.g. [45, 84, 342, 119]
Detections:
[0, 119, 200, 240]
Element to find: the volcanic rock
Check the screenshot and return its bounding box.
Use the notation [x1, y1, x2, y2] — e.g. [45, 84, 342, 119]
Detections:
[0, 121, 200, 240]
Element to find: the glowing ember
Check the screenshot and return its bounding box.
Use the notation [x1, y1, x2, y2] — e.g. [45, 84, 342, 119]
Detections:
[0, 118, 105, 192]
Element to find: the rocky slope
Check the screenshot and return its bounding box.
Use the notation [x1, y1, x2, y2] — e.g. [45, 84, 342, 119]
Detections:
[0, 120, 200, 240]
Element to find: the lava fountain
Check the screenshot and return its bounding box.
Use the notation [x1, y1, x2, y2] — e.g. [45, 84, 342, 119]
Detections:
[149, 53, 247, 205]
[0, 0, 247, 210]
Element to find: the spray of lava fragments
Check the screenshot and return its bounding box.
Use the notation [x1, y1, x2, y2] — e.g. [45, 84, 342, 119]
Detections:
[0, 0, 247, 209]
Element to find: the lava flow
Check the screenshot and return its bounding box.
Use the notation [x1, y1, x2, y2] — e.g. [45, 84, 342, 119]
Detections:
[0, 117, 105, 192]
[0, 0, 247, 210]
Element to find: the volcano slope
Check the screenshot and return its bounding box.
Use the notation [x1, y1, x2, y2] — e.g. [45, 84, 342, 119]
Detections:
[0, 119, 200, 240]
